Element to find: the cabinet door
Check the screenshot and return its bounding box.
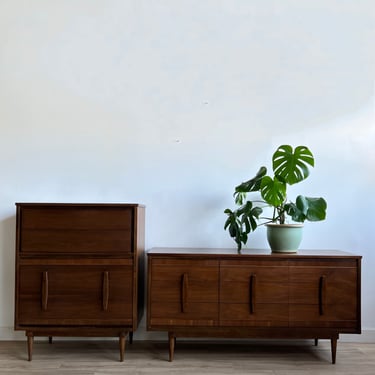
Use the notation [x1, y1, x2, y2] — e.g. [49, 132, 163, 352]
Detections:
[220, 260, 289, 327]
[289, 260, 359, 329]
[148, 258, 219, 327]
[17, 264, 133, 326]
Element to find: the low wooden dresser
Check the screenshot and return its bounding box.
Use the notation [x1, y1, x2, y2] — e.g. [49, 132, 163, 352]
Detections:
[147, 248, 361, 363]
[15, 203, 145, 361]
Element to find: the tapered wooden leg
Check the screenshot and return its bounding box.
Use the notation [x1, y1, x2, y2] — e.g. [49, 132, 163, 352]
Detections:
[119, 332, 126, 362]
[331, 337, 337, 364]
[168, 332, 175, 362]
[48, 336, 53, 344]
[314, 338, 318, 346]
[26, 332, 33, 361]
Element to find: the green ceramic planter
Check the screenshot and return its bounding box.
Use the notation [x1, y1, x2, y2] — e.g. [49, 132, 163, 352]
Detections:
[266, 223, 304, 253]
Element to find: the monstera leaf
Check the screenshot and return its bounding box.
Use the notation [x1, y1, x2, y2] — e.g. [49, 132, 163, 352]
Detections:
[260, 175, 286, 207]
[272, 145, 314, 185]
[224, 201, 263, 251]
[233, 166, 267, 205]
[285, 196, 327, 222]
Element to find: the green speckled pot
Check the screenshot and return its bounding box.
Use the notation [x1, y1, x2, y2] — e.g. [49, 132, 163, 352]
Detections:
[266, 223, 304, 253]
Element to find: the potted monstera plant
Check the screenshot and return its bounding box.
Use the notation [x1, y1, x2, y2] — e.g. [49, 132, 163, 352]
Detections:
[224, 145, 327, 252]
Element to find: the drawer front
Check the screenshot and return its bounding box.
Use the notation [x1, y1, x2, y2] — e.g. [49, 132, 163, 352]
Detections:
[220, 264, 289, 303]
[149, 302, 219, 326]
[290, 267, 358, 305]
[289, 305, 358, 328]
[18, 206, 134, 254]
[289, 264, 359, 327]
[220, 303, 289, 327]
[16, 265, 133, 326]
[220, 262, 289, 327]
[148, 258, 219, 326]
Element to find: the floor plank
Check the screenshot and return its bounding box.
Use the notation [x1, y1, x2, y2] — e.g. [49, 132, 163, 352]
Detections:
[0, 340, 374, 374]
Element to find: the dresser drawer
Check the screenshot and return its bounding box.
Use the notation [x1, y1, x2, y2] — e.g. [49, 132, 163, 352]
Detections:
[289, 304, 358, 328]
[220, 262, 289, 303]
[148, 258, 219, 326]
[289, 266, 358, 305]
[149, 302, 219, 326]
[150, 259, 219, 302]
[220, 303, 289, 327]
[219, 261, 289, 327]
[16, 264, 134, 326]
[18, 205, 134, 254]
[288, 262, 359, 328]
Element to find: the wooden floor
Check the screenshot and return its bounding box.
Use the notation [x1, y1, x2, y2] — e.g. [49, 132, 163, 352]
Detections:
[0, 339, 374, 374]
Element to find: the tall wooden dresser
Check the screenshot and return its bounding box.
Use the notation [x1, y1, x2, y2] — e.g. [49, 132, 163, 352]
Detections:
[15, 203, 145, 361]
[147, 248, 361, 363]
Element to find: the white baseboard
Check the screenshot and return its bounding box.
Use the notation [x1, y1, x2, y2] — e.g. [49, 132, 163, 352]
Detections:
[1, 326, 375, 343]
[0, 327, 25, 340]
[340, 330, 375, 343]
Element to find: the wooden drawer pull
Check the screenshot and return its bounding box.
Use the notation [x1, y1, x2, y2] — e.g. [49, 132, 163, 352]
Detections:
[41, 271, 48, 311]
[249, 274, 256, 314]
[181, 273, 189, 313]
[319, 275, 326, 315]
[103, 271, 109, 311]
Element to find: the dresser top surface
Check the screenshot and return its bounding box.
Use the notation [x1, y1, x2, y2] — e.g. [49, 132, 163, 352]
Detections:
[147, 247, 361, 259]
[16, 202, 145, 208]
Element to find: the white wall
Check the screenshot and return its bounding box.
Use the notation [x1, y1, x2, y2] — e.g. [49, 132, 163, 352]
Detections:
[1, 0, 374, 341]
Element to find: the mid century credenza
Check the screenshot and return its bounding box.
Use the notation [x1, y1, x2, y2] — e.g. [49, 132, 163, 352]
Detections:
[147, 247, 361, 363]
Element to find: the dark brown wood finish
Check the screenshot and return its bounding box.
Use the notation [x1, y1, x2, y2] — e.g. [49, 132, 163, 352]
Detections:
[15, 203, 145, 361]
[147, 248, 361, 363]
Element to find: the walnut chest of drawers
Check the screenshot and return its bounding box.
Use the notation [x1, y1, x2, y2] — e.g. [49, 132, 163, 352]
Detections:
[15, 203, 145, 361]
[147, 248, 361, 363]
